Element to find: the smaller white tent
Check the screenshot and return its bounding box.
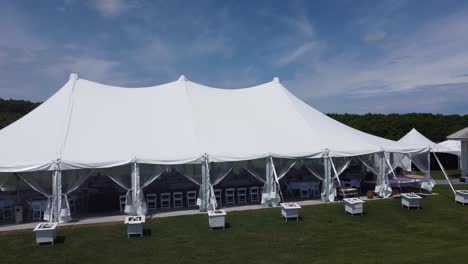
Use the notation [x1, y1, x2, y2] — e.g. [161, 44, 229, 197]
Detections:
[398, 128, 459, 154]
[398, 128, 463, 191]
[397, 128, 459, 191]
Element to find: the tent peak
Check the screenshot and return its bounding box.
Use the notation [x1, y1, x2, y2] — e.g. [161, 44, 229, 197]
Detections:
[69, 73, 78, 81]
[178, 75, 188, 82]
[272, 77, 280, 83]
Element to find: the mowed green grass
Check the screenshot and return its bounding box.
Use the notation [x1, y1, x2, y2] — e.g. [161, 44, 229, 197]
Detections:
[413, 169, 461, 180]
[1, 185, 468, 264]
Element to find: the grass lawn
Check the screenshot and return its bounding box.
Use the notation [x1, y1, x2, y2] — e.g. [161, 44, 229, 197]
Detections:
[412, 169, 461, 180]
[1, 185, 468, 264]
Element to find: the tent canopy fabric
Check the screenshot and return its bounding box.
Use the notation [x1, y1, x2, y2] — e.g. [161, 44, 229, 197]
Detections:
[398, 128, 460, 155]
[438, 140, 461, 156]
[0, 74, 428, 172]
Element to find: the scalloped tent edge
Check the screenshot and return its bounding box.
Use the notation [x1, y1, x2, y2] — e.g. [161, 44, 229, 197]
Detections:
[0, 73, 429, 172]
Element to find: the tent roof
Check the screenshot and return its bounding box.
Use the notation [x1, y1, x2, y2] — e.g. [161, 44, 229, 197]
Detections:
[398, 128, 437, 148]
[447, 127, 468, 140]
[0, 74, 428, 172]
[438, 140, 461, 156]
[398, 128, 459, 155]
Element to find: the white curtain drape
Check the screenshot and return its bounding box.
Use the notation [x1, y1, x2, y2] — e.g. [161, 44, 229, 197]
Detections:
[358, 152, 408, 198]
[272, 158, 297, 182]
[100, 165, 134, 214]
[58, 169, 94, 223]
[174, 163, 208, 210]
[0, 173, 12, 190]
[329, 157, 351, 200]
[303, 157, 350, 202]
[207, 162, 232, 210]
[271, 157, 296, 205]
[303, 158, 324, 181]
[411, 151, 434, 191]
[18, 171, 55, 221]
[243, 158, 269, 206]
[243, 157, 295, 207]
[136, 163, 168, 215]
[359, 153, 390, 198]
[399, 155, 412, 171]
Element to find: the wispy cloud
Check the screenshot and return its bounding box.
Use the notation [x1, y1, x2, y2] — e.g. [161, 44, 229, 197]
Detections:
[310, 82, 468, 114]
[272, 4, 320, 68]
[0, 0, 467, 114]
[89, 0, 129, 17]
[286, 6, 468, 111]
[365, 31, 387, 41]
[275, 42, 318, 67]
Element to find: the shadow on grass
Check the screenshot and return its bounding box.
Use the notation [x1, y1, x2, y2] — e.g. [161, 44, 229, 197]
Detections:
[143, 228, 152, 236]
[210, 222, 231, 230]
[345, 212, 366, 217]
[282, 216, 304, 222]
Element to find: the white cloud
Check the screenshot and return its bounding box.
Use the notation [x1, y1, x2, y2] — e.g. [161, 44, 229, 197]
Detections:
[90, 0, 128, 17]
[285, 16, 315, 39]
[365, 31, 387, 41]
[272, 6, 320, 68]
[286, 7, 468, 107]
[275, 42, 318, 67]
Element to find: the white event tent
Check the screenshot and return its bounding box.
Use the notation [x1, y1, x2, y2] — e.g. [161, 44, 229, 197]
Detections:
[398, 128, 461, 191]
[398, 128, 460, 155]
[0, 74, 429, 223]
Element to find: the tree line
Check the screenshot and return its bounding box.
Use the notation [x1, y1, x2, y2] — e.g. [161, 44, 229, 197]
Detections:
[0, 98, 467, 142]
[328, 113, 468, 142]
[0, 98, 41, 130]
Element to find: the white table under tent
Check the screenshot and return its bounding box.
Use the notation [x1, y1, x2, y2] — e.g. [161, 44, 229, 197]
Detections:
[0, 73, 441, 234]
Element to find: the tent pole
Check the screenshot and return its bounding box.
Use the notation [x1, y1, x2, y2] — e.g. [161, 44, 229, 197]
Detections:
[265, 157, 272, 206]
[51, 170, 57, 223]
[323, 151, 332, 202]
[201, 155, 210, 212]
[433, 152, 456, 195]
[376, 151, 391, 198]
[329, 157, 345, 199]
[270, 156, 284, 204]
[131, 161, 140, 215]
[56, 169, 62, 223]
[385, 154, 401, 193]
[427, 150, 432, 192]
[51, 166, 62, 223]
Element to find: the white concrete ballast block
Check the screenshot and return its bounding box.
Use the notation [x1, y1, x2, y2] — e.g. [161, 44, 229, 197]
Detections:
[401, 193, 422, 209]
[343, 198, 365, 216]
[207, 209, 226, 229]
[280, 203, 301, 221]
[33, 222, 58, 245]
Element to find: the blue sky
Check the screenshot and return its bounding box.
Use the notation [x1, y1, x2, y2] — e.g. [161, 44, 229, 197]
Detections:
[1, 0, 468, 114]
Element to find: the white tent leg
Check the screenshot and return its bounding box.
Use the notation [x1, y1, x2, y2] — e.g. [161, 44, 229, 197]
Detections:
[329, 157, 345, 199]
[129, 162, 140, 215]
[51, 170, 57, 223]
[50, 169, 62, 223]
[270, 156, 283, 205]
[264, 157, 273, 206]
[200, 157, 210, 212]
[322, 155, 334, 202]
[375, 152, 391, 198]
[56, 170, 62, 223]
